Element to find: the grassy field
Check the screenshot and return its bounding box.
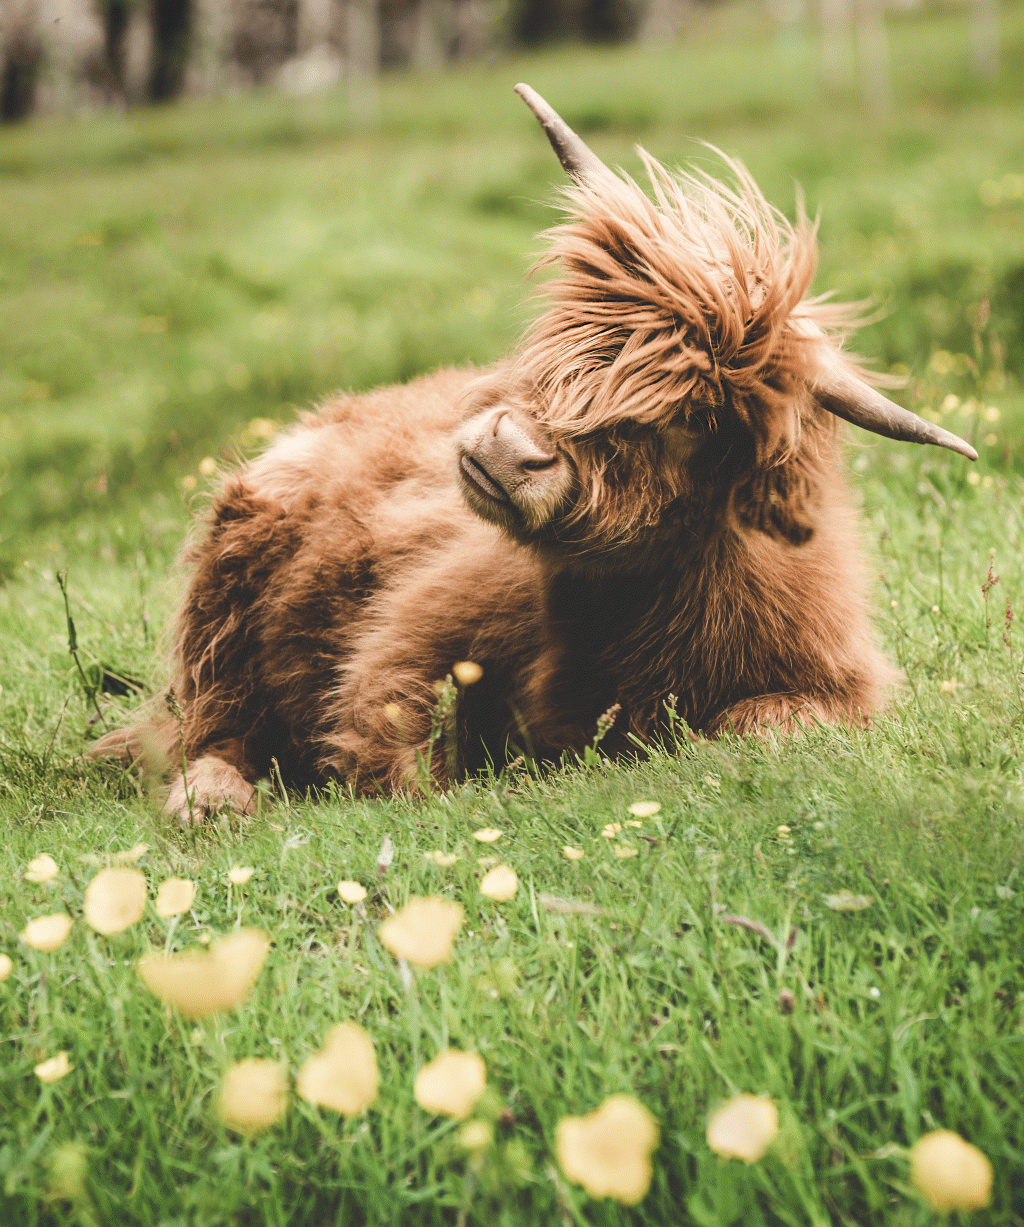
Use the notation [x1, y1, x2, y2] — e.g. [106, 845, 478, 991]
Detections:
[2, 1, 1024, 1222]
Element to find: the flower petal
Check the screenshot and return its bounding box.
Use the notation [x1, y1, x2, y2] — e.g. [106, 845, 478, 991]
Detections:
[296, 1022, 378, 1116]
[155, 878, 195, 919]
[414, 1049, 486, 1119]
[707, 1094, 778, 1163]
[910, 1130, 992, 1211]
[479, 865, 518, 902]
[35, 1051, 73, 1083]
[83, 868, 147, 935]
[452, 661, 483, 686]
[112, 843, 150, 865]
[217, 1059, 288, 1134]
[556, 1094, 659, 1205]
[0, 953, 12, 981]
[24, 854, 59, 884]
[427, 851, 460, 867]
[228, 866, 255, 885]
[627, 801, 661, 819]
[137, 928, 269, 1019]
[378, 896, 463, 970]
[337, 881, 367, 904]
[21, 913, 73, 952]
[472, 828, 503, 844]
[561, 846, 585, 861]
[825, 890, 873, 911]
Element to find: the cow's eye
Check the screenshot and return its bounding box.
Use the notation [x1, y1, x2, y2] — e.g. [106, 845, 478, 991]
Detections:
[662, 425, 701, 465]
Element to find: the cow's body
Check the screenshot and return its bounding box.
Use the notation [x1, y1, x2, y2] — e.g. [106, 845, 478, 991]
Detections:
[94, 88, 975, 817]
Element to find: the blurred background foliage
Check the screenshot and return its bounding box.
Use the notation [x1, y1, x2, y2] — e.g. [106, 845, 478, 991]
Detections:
[0, 0, 1022, 573]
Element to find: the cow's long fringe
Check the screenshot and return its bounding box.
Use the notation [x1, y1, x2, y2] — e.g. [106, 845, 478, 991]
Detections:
[517, 148, 860, 454]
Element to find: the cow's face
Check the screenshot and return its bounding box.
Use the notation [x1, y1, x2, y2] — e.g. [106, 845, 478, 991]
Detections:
[455, 396, 708, 566]
[456, 87, 977, 558]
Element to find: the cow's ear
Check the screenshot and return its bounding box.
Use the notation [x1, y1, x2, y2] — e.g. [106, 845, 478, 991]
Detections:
[732, 463, 815, 546]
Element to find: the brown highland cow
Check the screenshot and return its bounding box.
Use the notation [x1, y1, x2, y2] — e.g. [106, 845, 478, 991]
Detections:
[94, 86, 976, 818]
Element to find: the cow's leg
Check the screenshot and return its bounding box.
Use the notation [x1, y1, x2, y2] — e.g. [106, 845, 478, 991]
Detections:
[707, 693, 840, 737]
[163, 741, 258, 823]
[319, 533, 540, 794]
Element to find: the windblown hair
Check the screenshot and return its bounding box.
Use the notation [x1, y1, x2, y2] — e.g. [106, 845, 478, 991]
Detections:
[91, 92, 967, 817]
[526, 153, 830, 441]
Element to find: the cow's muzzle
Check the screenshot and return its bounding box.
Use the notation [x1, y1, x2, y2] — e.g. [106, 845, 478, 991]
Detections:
[456, 405, 569, 531]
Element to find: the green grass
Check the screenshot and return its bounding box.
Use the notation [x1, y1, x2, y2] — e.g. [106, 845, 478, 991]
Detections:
[2, 1, 1024, 1222]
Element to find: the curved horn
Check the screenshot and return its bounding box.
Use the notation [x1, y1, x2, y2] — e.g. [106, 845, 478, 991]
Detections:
[514, 83, 615, 186]
[815, 363, 978, 460]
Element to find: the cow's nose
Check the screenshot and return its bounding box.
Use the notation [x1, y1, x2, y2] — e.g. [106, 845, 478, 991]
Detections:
[486, 409, 558, 479]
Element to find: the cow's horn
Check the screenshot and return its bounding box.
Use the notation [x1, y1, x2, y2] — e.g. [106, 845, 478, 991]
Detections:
[514, 83, 615, 186]
[815, 363, 978, 460]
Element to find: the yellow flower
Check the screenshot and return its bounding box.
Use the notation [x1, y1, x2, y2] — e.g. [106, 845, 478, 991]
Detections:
[296, 1022, 378, 1116]
[627, 801, 660, 819]
[378, 897, 463, 969]
[824, 890, 874, 912]
[479, 865, 518, 902]
[337, 881, 367, 904]
[910, 1130, 992, 1212]
[228, 866, 255, 885]
[472, 828, 502, 844]
[427, 851, 460, 867]
[458, 1119, 494, 1152]
[21, 913, 73, 952]
[35, 1052, 74, 1083]
[0, 954, 12, 981]
[217, 1059, 288, 1134]
[452, 661, 483, 686]
[776, 825, 791, 835]
[614, 846, 638, 859]
[137, 928, 270, 1019]
[112, 843, 150, 865]
[198, 456, 218, 477]
[707, 1094, 779, 1163]
[24, 854, 59, 884]
[601, 823, 622, 838]
[83, 868, 147, 935]
[155, 878, 195, 918]
[625, 820, 643, 828]
[414, 1049, 486, 1119]
[556, 1094, 659, 1205]
[562, 846, 585, 861]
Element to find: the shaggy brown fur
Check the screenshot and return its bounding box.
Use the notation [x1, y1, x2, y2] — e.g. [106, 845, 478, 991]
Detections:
[94, 151, 898, 816]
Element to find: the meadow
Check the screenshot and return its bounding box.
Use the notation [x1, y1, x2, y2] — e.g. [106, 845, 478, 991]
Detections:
[2, 1, 1024, 1221]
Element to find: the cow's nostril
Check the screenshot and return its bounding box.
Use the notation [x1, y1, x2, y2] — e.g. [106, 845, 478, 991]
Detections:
[521, 455, 558, 472]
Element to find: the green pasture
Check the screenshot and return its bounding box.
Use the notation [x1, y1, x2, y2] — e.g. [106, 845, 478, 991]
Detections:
[2, 1, 1024, 1222]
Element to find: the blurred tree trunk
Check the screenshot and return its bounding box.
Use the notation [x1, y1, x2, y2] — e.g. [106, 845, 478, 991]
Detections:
[186, 0, 229, 93]
[819, 0, 851, 88]
[148, 0, 191, 100]
[101, 0, 132, 94]
[970, 0, 998, 77]
[410, 0, 446, 66]
[451, 0, 488, 57]
[638, 0, 691, 42]
[1, 0, 43, 121]
[855, 0, 890, 118]
[346, 0, 379, 122]
[297, 0, 335, 52]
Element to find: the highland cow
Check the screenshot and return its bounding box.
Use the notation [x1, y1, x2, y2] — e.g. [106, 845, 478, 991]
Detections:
[94, 85, 976, 818]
